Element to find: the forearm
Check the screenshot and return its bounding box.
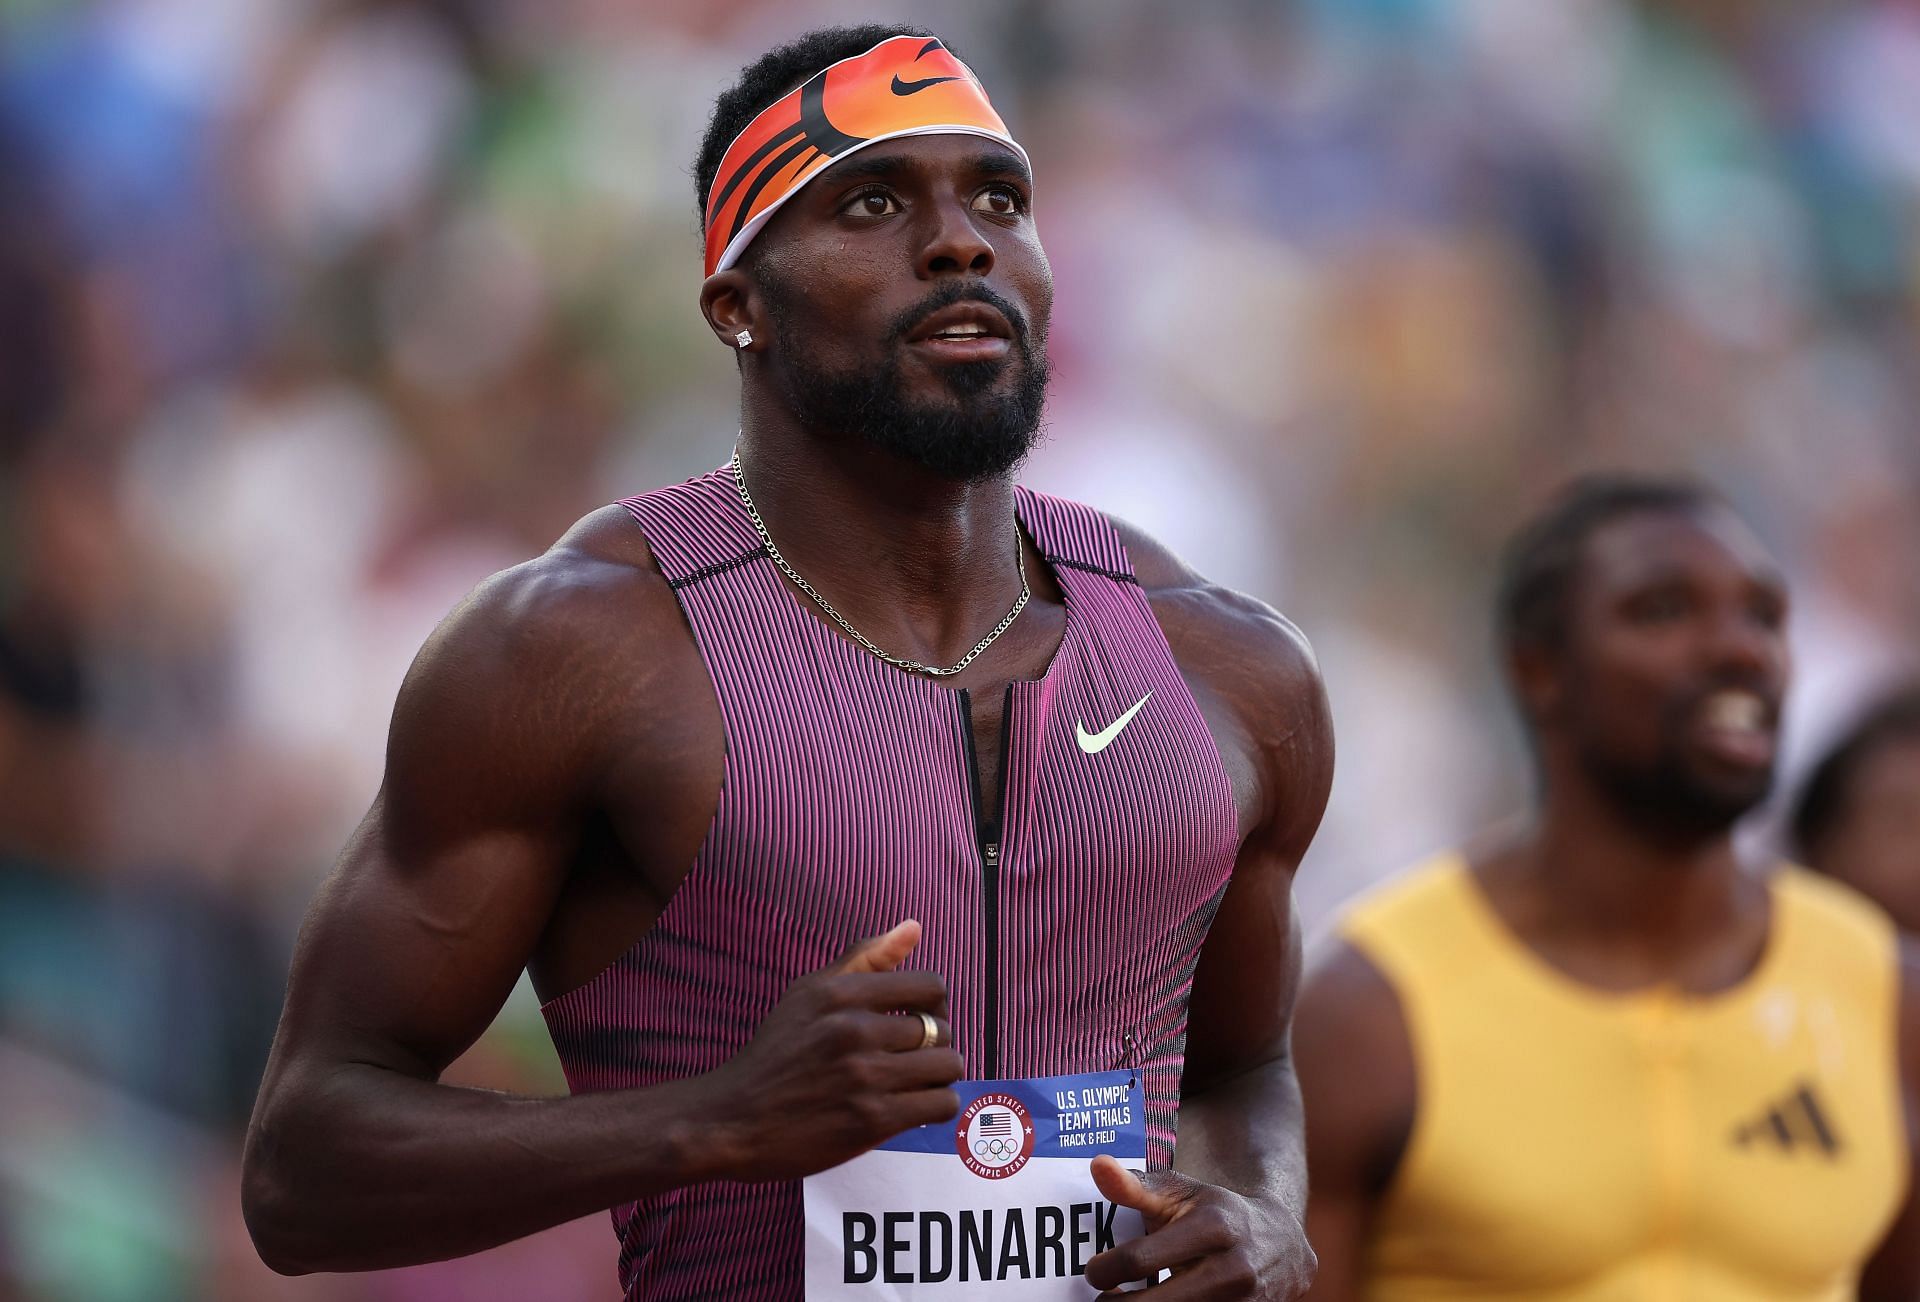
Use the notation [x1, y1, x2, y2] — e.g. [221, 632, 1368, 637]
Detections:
[1173, 1048, 1309, 1225]
[243, 1062, 724, 1274]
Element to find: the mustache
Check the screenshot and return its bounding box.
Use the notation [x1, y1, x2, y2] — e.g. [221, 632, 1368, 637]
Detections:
[886, 282, 1032, 349]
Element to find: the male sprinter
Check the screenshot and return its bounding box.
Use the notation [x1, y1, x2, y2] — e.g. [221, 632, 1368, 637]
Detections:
[1295, 477, 1919, 1300]
[242, 26, 1330, 1301]
[1795, 686, 1920, 937]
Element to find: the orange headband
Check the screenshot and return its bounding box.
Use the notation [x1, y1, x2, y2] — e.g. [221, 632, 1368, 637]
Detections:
[703, 35, 1028, 277]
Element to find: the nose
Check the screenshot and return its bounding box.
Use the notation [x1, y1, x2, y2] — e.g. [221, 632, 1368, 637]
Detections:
[1704, 604, 1782, 684]
[918, 197, 994, 278]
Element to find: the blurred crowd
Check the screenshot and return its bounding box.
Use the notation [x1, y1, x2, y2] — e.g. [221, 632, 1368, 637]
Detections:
[2, 0, 1917, 1297]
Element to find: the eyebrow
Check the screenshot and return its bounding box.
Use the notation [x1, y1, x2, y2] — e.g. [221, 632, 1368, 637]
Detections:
[816, 145, 1034, 190]
[1614, 564, 1790, 597]
[819, 151, 914, 186]
[965, 149, 1034, 187]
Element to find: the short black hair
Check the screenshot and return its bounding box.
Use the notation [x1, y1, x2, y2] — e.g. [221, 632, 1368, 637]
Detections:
[1495, 473, 1721, 658]
[693, 24, 942, 233]
[1792, 685, 1920, 864]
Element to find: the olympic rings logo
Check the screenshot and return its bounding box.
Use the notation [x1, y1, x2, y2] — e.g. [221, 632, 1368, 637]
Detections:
[955, 1093, 1034, 1180]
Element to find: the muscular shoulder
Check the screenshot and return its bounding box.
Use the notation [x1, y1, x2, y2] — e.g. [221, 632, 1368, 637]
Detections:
[404, 507, 673, 701]
[468, 505, 672, 641]
[386, 505, 708, 813]
[1109, 515, 1332, 843]
[1110, 516, 1308, 658]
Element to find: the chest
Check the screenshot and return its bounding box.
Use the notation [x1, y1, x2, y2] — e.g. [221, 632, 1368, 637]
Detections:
[698, 641, 1232, 919]
[1379, 987, 1908, 1295]
[641, 580, 1240, 1083]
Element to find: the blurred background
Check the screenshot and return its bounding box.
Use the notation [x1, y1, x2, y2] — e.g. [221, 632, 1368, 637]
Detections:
[1, 0, 1916, 1296]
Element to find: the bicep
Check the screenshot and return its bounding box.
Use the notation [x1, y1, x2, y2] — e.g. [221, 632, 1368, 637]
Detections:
[1294, 942, 1416, 1301]
[276, 793, 576, 1080]
[269, 579, 600, 1081]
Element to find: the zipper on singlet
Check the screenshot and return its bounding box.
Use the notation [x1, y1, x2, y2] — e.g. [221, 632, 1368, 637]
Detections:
[956, 686, 1014, 1080]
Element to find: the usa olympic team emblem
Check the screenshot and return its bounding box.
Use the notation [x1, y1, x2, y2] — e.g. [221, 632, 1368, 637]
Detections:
[956, 1092, 1035, 1179]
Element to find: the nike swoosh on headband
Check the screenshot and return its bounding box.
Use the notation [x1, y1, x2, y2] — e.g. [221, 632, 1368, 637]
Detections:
[1076, 692, 1153, 755]
[892, 73, 961, 95]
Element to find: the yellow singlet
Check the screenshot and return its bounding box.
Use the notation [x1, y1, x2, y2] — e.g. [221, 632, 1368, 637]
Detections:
[1339, 856, 1909, 1302]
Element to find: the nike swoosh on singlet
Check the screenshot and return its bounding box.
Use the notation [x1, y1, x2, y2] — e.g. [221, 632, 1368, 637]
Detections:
[892, 74, 961, 95]
[1076, 692, 1153, 755]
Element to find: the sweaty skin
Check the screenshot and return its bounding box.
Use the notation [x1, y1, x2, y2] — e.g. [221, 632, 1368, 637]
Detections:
[242, 132, 1332, 1298]
[1294, 510, 1920, 1300]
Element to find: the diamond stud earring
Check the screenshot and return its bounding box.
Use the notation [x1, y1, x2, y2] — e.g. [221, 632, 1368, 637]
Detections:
[734, 329, 753, 348]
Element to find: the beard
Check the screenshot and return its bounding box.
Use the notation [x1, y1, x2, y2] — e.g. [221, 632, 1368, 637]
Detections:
[761, 278, 1050, 482]
[1575, 706, 1777, 843]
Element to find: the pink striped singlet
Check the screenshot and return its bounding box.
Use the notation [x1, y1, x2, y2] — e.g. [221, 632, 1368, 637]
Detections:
[540, 468, 1240, 1299]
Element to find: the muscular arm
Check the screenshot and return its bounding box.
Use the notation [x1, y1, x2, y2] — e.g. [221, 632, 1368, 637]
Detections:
[242, 514, 722, 1272]
[1293, 942, 1417, 1301]
[1088, 525, 1336, 1297]
[242, 510, 961, 1274]
[1859, 942, 1920, 1302]
[1172, 603, 1331, 1220]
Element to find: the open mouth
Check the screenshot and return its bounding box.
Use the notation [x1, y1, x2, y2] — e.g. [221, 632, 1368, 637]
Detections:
[1691, 688, 1777, 768]
[908, 303, 1015, 361]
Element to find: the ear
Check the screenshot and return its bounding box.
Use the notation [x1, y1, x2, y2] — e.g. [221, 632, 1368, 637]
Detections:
[700, 268, 762, 353]
[1508, 639, 1566, 727]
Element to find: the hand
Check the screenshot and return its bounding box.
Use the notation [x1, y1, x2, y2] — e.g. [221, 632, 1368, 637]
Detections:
[1083, 1156, 1316, 1299]
[702, 920, 964, 1182]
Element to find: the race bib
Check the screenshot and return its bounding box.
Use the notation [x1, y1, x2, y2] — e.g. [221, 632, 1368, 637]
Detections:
[803, 1070, 1147, 1299]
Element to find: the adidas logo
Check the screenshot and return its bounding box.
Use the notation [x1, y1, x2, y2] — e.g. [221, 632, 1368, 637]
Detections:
[1730, 1080, 1843, 1158]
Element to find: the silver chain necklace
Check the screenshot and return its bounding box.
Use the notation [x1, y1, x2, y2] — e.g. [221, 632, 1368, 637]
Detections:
[729, 451, 1030, 677]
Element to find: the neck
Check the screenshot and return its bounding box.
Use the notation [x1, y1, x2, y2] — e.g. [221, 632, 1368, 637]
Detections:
[1508, 768, 1749, 957]
[734, 401, 1027, 662]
